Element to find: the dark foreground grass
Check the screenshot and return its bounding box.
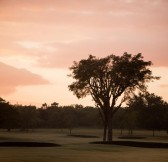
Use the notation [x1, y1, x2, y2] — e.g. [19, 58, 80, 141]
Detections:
[90, 141, 168, 148]
[0, 141, 61, 147]
[118, 136, 146, 139]
[0, 142, 168, 162]
[0, 129, 168, 162]
[68, 134, 99, 138]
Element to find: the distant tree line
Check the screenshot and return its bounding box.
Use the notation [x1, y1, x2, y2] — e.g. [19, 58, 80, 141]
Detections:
[0, 98, 101, 133]
[0, 93, 168, 136]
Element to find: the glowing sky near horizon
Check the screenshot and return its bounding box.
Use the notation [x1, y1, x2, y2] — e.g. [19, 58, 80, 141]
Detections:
[0, 0, 168, 107]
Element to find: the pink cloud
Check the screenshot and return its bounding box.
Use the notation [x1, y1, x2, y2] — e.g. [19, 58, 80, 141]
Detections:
[0, 62, 50, 95]
[1, 0, 167, 29]
[35, 36, 168, 68]
[0, 0, 167, 68]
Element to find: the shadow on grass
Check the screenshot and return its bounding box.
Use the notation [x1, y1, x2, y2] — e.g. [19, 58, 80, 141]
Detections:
[0, 142, 61, 147]
[68, 134, 99, 138]
[90, 141, 168, 148]
[118, 136, 146, 139]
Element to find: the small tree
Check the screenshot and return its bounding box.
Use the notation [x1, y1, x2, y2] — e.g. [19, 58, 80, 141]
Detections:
[0, 99, 19, 131]
[68, 53, 159, 141]
[16, 105, 38, 131]
[124, 108, 138, 135]
[128, 92, 167, 136]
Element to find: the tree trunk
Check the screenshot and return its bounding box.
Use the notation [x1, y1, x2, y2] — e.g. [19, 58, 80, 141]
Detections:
[69, 128, 72, 135]
[103, 121, 107, 142]
[130, 128, 133, 135]
[152, 128, 155, 137]
[107, 117, 113, 142]
[98, 107, 107, 142]
[120, 127, 123, 136]
[7, 128, 11, 132]
[108, 126, 113, 142]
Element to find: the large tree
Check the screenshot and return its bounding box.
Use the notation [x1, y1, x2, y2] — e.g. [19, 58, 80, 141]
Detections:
[68, 52, 159, 141]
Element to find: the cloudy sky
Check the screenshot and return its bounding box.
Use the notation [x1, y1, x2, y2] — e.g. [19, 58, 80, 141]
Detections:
[0, 0, 168, 107]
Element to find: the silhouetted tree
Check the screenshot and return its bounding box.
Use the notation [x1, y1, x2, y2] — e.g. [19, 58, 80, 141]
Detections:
[41, 103, 48, 109]
[124, 108, 138, 135]
[0, 97, 6, 103]
[164, 107, 168, 134]
[51, 102, 59, 108]
[37, 108, 50, 127]
[68, 53, 158, 141]
[144, 93, 167, 136]
[127, 92, 167, 136]
[16, 105, 38, 131]
[62, 106, 77, 134]
[47, 106, 65, 128]
[0, 98, 19, 131]
[112, 108, 125, 135]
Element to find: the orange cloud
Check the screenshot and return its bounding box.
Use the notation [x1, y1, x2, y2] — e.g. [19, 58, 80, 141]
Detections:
[0, 62, 49, 95]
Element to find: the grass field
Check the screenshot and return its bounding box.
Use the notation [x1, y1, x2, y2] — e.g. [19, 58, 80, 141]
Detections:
[0, 129, 168, 162]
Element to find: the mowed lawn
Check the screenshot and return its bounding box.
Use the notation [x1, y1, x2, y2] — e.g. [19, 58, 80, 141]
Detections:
[0, 129, 168, 162]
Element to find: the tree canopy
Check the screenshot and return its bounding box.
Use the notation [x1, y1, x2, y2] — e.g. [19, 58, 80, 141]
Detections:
[127, 92, 168, 136]
[68, 52, 159, 141]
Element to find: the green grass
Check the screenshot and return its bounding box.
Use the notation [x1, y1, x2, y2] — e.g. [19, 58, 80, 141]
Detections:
[0, 129, 168, 162]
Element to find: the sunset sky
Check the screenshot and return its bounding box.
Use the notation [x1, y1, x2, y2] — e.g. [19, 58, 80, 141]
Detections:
[0, 0, 168, 107]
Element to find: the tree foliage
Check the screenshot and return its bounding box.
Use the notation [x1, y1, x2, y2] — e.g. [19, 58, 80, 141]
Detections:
[127, 92, 168, 136]
[68, 52, 159, 141]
